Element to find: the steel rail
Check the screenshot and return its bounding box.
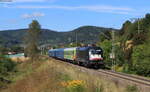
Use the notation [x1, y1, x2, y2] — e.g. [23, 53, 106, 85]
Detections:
[98, 69, 150, 86]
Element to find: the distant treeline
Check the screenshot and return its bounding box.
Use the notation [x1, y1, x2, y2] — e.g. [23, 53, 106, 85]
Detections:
[0, 26, 114, 47]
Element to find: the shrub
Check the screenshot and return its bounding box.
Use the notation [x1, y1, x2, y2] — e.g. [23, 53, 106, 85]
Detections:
[126, 85, 139, 92]
[131, 44, 150, 76]
[0, 55, 16, 75]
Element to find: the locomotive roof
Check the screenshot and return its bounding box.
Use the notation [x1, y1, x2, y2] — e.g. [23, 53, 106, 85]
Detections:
[77, 46, 102, 50]
[64, 47, 77, 51]
[49, 46, 102, 51]
[49, 48, 64, 51]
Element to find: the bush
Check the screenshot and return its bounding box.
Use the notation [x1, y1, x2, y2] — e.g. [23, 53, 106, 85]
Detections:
[126, 85, 139, 92]
[0, 55, 16, 76]
[98, 40, 112, 67]
[131, 43, 150, 76]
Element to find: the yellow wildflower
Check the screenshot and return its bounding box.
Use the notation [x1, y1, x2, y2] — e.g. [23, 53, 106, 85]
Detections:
[61, 80, 85, 88]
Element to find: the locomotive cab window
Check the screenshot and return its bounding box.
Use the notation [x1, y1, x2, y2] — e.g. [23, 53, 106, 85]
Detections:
[89, 49, 103, 61]
[90, 49, 102, 55]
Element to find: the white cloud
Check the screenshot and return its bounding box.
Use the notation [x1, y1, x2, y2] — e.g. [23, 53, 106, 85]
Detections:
[13, 5, 133, 10]
[19, 5, 134, 14]
[5, 4, 135, 15]
[13, 0, 48, 2]
[22, 12, 45, 18]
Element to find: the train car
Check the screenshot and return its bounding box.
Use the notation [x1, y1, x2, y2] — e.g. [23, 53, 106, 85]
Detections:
[64, 47, 77, 61]
[55, 48, 64, 59]
[48, 48, 64, 59]
[48, 49, 57, 57]
[76, 46, 104, 67]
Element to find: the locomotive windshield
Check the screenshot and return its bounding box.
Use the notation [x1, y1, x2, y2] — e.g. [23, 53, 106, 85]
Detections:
[89, 49, 103, 61]
[91, 50, 102, 55]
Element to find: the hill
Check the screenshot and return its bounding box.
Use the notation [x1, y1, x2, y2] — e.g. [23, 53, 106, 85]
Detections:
[0, 26, 114, 47]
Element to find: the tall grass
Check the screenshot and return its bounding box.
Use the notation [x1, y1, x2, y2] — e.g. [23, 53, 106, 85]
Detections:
[126, 85, 139, 92]
[1, 57, 134, 92]
[46, 58, 126, 92]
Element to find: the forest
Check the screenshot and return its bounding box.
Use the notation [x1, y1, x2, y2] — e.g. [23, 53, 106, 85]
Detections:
[97, 13, 150, 77]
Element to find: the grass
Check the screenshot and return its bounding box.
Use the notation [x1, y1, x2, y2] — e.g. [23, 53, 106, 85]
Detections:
[0, 56, 139, 92]
[126, 85, 139, 92]
[61, 80, 85, 92]
[44, 58, 126, 92]
[2, 57, 63, 92]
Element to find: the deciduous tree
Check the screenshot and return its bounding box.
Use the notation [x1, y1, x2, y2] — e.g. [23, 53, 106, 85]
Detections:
[24, 20, 41, 61]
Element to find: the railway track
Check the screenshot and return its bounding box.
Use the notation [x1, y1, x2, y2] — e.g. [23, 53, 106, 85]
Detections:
[97, 69, 150, 86]
[46, 56, 150, 89]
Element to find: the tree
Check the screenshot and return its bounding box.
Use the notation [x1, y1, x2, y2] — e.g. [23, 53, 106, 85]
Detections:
[120, 20, 131, 35]
[144, 13, 150, 28]
[67, 42, 83, 47]
[24, 20, 41, 61]
[0, 46, 9, 55]
[10, 45, 24, 53]
[131, 43, 150, 76]
[115, 45, 125, 66]
[98, 40, 112, 67]
[99, 31, 111, 42]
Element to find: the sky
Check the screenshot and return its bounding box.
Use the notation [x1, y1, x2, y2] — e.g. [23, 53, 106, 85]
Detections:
[0, 0, 150, 31]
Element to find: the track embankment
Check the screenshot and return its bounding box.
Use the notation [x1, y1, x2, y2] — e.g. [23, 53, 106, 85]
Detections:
[47, 57, 150, 92]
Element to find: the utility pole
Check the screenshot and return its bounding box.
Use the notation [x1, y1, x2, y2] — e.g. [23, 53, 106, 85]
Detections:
[98, 29, 116, 71]
[111, 30, 115, 71]
[137, 18, 140, 34]
[130, 18, 141, 34]
[75, 31, 78, 47]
